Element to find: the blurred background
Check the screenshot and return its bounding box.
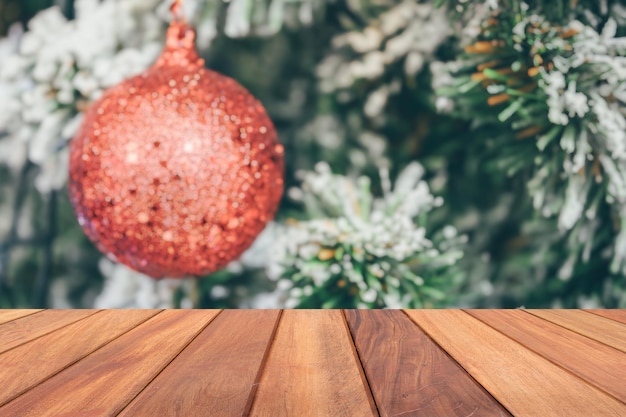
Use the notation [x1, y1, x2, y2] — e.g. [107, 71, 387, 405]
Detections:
[0, 0, 625, 309]
[1, 0, 53, 34]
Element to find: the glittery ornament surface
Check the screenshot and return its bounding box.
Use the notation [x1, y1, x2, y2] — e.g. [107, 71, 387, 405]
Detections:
[68, 18, 284, 278]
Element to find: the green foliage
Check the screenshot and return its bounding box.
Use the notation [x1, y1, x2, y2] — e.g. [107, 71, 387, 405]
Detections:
[275, 163, 465, 308]
[1, 0, 625, 308]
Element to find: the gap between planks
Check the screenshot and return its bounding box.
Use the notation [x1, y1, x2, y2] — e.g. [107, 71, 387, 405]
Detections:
[408, 309, 517, 415]
[347, 310, 512, 417]
[340, 309, 382, 417]
[114, 310, 282, 417]
[0, 309, 162, 407]
[0, 309, 43, 325]
[405, 310, 626, 417]
[113, 309, 225, 416]
[248, 310, 378, 417]
[523, 309, 626, 354]
[466, 309, 626, 405]
[0, 309, 223, 416]
[0, 309, 101, 355]
[240, 309, 285, 417]
[398, 310, 514, 417]
[582, 309, 626, 326]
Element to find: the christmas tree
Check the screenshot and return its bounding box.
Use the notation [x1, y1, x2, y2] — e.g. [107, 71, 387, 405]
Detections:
[0, 0, 624, 308]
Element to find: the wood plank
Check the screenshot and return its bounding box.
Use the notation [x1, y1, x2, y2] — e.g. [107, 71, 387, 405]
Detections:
[527, 309, 626, 353]
[0, 309, 159, 406]
[467, 309, 626, 403]
[249, 309, 377, 417]
[586, 309, 626, 326]
[0, 309, 221, 417]
[0, 310, 42, 325]
[0, 310, 98, 354]
[405, 310, 626, 417]
[346, 310, 511, 417]
[118, 309, 280, 417]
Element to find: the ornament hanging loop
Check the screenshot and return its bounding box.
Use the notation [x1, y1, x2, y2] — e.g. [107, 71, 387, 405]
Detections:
[161, 0, 200, 64]
[170, 0, 186, 24]
[159, 0, 203, 69]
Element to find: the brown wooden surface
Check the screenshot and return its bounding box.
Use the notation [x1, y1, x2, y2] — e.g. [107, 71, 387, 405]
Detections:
[586, 309, 626, 325]
[528, 309, 626, 353]
[0, 309, 41, 325]
[0, 310, 220, 417]
[345, 310, 511, 417]
[406, 310, 626, 417]
[249, 309, 377, 417]
[1, 309, 625, 417]
[467, 309, 626, 403]
[119, 309, 280, 417]
[0, 309, 97, 354]
[0, 309, 159, 406]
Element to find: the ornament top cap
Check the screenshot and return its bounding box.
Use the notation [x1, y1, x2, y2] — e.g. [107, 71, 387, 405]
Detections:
[155, 1, 204, 69]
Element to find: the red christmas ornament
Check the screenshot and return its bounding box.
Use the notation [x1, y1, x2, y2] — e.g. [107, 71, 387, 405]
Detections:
[68, 1, 284, 278]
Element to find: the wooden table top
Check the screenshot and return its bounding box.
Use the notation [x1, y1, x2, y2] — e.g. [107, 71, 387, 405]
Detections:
[0, 309, 625, 417]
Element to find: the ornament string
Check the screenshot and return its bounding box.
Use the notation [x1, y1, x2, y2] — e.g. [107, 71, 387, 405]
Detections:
[164, 0, 195, 52]
[170, 0, 186, 24]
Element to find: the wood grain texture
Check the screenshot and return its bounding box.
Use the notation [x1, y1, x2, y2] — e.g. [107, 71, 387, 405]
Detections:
[0, 309, 221, 417]
[0, 309, 42, 325]
[118, 309, 280, 417]
[527, 309, 626, 353]
[586, 309, 626, 326]
[0, 309, 98, 354]
[249, 309, 377, 417]
[0, 309, 159, 406]
[346, 310, 511, 417]
[405, 310, 626, 417]
[467, 309, 626, 403]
